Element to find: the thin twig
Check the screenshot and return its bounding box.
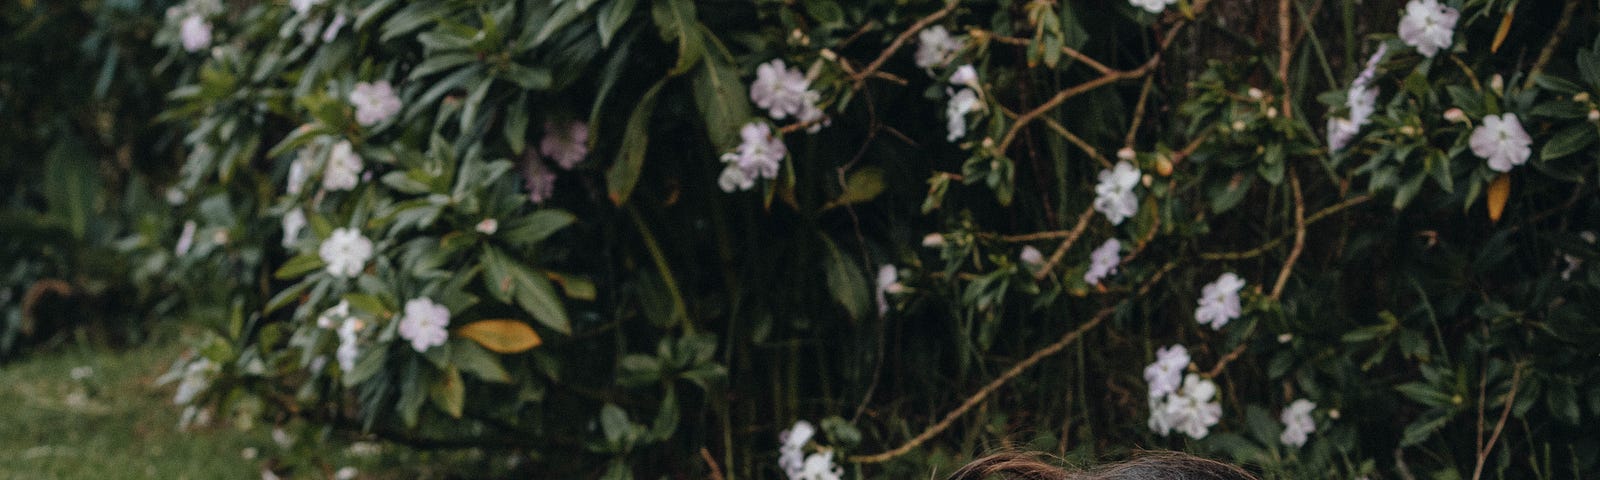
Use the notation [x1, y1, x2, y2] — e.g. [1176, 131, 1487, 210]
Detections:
[1269, 169, 1305, 300]
[1201, 194, 1370, 260]
[847, 306, 1114, 464]
[1033, 207, 1098, 281]
[999, 106, 1113, 169]
[1277, 0, 1293, 120]
[1522, 0, 1579, 90]
[1204, 342, 1249, 378]
[850, 0, 961, 86]
[1125, 76, 1156, 149]
[700, 447, 726, 480]
[1472, 362, 1524, 480]
[984, 32, 1115, 75]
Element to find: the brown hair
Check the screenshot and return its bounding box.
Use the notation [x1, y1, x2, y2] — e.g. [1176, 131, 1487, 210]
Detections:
[947, 451, 1257, 480]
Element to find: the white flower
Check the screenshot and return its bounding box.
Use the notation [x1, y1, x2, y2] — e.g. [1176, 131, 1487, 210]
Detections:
[318, 228, 373, 278]
[522, 158, 557, 203]
[289, 0, 324, 16]
[1019, 245, 1045, 268]
[349, 81, 402, 126]
[1398, 0, 1458, 58]
[1142, 344, 1190, 399]
[1149, 373, 1222, 439]
[180, 15, 211, 52]
[282, 209, 306, 248]
[1195, 272, 1246, 329]
[1471, 113, 1532, 172]
[165, 187, 188, 206]
[316, 300, 350, 329]
[1084, 238, 1122, 285]
[793, 451, 844, 480]
[322, 140, 363, 191]
[288, 147, 314, 195]
[397, 298, 450, 353]
[950, 64, 980, 90]
[719, 122, 787, 192]
[1129, 0, 1177, 14]
[336, 316, 364, 372]
[718, 164, 755, 193]
[921, 233, 946, 248]
[541, 121, 590, 170]
[1326, 117, 1360, 152]
[476, 218, 499, 235]
[70, 366, 94, 381]
[751, 59, 811, 120]
[876, 264, 902, 316]
[778, 420, 815, 476]
[945, 88, 981, 142]
[1093, 161, 1141, 225]
[173, 357, 217, 405]
[1280, 399, 1317, 447]
[1561, 231, 1596, 280]
[915, 26, 964, 69]
[176, 220, 198, 256]
[334, 467, 358, 480]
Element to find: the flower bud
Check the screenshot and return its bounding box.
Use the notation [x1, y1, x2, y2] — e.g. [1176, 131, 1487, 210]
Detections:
[1489, 74, 1504, 94]
[1443, 108, 1466, 123]
[1247, 87, 1264, 100]
[1277, 333, 1294, 343]
[476, 218, 499, 235]
[1117, 147, 1136, 161]
[1141, 173, 1153, 188]
[1575, 92, 1590, 103]
[1265, 107, 1278, 119]
[921, 233, 946, 248]
[1328, 409, 1341, 420]
[1155, 155, 1174, 177]
[1589, 110, 1599, 122]
[1231, 120, 1247, 132]
[1398, 125, 1417, 137]
[1019, 246, 1044, 266]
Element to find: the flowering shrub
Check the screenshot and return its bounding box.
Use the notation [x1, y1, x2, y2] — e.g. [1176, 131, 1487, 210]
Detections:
[131, 0, 1600, 478]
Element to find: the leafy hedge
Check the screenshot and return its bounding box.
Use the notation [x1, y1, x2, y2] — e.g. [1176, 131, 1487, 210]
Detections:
[15, 0, 1600, 478]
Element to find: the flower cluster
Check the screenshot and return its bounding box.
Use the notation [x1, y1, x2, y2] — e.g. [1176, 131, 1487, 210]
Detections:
[167, 0, 222, 53]
[876, 265, 904, 316]
[1129, 0, 1178, 14]
[1398, 0, 1458, 58]
[1084, 238, 1122, 285]
[541, 121, 590, 170]
[945, 67, 984, 142]
[322, 140, 364, 191]
[1327, 45, 1387, 151]
[319, 228, 373, 278]
[718, 122, 787, 192]
[1279, 399, 1317, 447]
[1143, 344, 1189, 399]
[915, 26, 964, 69]
[1194, 272, 1245, 329]
[1149, 373, 1222, 439]
[1470, 113, 1532, 172]
[1093, 161, 1141, 225]
[350, 81, 402, 127]
[397, 298, 450, 353]
[317, 300, 364, 372]
[751, 59, 825, 132]
[777, 421, 842, 480]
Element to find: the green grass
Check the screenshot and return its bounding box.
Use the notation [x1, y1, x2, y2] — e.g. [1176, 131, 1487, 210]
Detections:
[0, 332, 528, 480]
[0, 338, 271, 479]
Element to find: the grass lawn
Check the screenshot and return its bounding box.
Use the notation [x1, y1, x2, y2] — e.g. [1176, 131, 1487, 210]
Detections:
[0, 331, 509, 479]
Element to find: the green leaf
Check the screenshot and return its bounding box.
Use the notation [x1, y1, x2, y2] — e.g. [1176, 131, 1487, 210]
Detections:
[274, 254, 327, 280]
[596, 0, 637, 48]
[649, 386, 680, 440]
[1541, 123, 1597, 160]
[823, 167, 887, 210]
[651, 0, 704, 74]
[396, 360, 427, 428]
[599, 403, 632, 447]
[481, 246, 572, 334]
[617, 354, 663, 388]
[450, 338, 512, 383]
[43, 139, 97, 240]
[505, 92, 531, 154]
[532, 1, 583, 48]
[380, 2, 452, 43]
[1395, 382, 1455, 408]
[428, 365, 465, 419]
[606, 79, 667, 205]
[821, 235, 870, 322]
[501, 209, 577, 246]
[691, 51, 753, 153]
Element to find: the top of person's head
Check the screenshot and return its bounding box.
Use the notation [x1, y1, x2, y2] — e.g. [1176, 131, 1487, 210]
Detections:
[947, 451, 1257, 480]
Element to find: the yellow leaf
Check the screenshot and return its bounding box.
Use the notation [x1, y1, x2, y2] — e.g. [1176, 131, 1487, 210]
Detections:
[1492, 9, 1514, 53]
[1487, 173, 1510, 223]
[457, 319, 542, 354]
